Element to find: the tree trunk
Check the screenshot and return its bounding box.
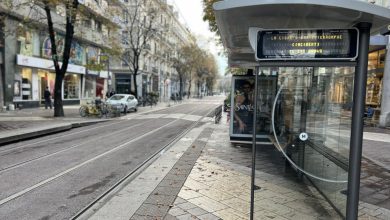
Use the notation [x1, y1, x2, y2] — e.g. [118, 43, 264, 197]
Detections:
[54, 73, 64, 116]
[179, 75, 183, 99]
[133, 71, 138, 98]
[197, 80, 200, 97]
[187, 79, 192, 99]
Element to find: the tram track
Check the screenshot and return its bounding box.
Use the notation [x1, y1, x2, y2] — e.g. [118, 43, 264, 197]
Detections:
[0, 104, 194, 167]
[0, 104, 189, 155]
[0, 105, 212, 208]
[71, 106, 216, 220]
[0, 119, 153, 173]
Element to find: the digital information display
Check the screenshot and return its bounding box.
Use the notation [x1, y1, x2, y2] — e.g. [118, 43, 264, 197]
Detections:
[256, 29, 359, 60]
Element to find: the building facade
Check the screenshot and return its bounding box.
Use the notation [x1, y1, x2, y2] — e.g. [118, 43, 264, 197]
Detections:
[361, 0, 390, 127]
[0, 0, 115, 108]
[109, 0, 193, 101]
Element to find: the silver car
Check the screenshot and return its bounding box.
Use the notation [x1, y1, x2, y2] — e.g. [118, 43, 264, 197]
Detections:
[106, 94, 138, 113]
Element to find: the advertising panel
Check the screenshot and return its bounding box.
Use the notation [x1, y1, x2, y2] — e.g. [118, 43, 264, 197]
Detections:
[230, 76, 255, 137]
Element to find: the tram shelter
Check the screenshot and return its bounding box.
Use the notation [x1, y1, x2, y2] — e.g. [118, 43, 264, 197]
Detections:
[213, 0, 390, 219]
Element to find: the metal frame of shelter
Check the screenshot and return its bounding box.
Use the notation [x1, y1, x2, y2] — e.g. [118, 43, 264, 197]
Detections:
[213, 1, 390, 219]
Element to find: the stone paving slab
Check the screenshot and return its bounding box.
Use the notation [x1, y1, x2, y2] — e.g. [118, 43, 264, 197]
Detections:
[81, 120, 212, 220]
[132, 128, 214, 219]
[165, 113, 390, 220]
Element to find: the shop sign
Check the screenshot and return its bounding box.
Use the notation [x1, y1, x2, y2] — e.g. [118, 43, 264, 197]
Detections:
[99, 71, 109, 78]
[17, 54, 85, 74]
[256, 29, 359, 60]
[88, 70, 99, 75]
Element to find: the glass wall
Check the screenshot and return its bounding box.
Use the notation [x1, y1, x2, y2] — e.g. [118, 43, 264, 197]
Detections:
[255, 66, 354, 217]
[84, 75, 96, 99]
[21, 68, 33, 100]
[64, 74, 80, 99]
[38, 70, 55, 101]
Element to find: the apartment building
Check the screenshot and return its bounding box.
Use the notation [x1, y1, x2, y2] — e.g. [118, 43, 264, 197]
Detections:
[0, 0, 116, 108]
[109, 0, 193, 100]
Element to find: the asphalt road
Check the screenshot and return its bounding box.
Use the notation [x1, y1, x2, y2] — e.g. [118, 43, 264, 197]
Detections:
[0, 102, 219, 220]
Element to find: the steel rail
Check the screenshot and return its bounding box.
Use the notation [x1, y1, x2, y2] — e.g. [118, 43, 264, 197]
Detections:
[71, 106, 217, 220]
[0, 104, 214, 208]
[0, 119, 152, 174]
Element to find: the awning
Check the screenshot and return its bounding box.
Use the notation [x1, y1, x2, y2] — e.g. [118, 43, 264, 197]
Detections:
[213, 0, 390, 67]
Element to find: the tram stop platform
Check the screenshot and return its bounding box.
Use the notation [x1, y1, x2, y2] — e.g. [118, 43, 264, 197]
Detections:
[80, 112, 389, 220]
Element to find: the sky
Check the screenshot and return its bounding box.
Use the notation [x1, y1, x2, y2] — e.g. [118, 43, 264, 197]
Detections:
[170, 0, 227, 76]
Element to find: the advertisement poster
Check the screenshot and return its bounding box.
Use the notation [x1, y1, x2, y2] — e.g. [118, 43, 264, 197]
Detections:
[69, 42, 83, 65]
[231, 76, 255, 136]
[42, 36, 65, 59]
[14, 80, 21, 96]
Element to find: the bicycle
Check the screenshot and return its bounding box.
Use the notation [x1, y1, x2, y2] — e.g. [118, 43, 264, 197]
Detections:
[79, 99, 119, 118]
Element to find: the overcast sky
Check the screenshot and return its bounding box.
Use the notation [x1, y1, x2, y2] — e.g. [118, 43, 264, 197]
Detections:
[170, 0, 227, 76]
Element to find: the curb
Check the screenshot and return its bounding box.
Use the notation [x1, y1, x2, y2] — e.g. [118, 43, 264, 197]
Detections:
[0, 120, 109, 146]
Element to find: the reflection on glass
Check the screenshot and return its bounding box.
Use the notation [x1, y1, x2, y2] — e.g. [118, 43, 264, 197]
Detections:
[268, 66, 354, 217]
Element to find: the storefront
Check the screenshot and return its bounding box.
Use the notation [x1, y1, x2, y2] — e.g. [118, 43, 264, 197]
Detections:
[82, 70, 108, 100]
[12, 27, 93, 106]
[114, 73, 131, 94]
[366, 49, 386, 118]
[15, 54, 86, 107]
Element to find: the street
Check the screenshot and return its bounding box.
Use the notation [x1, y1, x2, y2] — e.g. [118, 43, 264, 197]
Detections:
[0, 102, 219, 219]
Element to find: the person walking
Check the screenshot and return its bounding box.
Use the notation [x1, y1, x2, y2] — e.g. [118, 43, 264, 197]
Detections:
[44, 87, 52, 109]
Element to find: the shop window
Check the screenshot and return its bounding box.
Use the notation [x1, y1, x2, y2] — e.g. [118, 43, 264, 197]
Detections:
[38, 70, 55, 100]
[64, 74, 80, 99]
[21, 68, 32, 100]
[84, 76, 96, 99]
[366, 49, 385, 106]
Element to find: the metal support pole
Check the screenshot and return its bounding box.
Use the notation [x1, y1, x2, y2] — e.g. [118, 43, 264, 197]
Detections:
[250, 67, 259, 220]
[346, 22, 371, 220]
[107, 58, 111, 92]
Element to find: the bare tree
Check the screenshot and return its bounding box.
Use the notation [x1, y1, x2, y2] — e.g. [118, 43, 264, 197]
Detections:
[204, 54, 218, 95]
[121, 0, 158, 98]
[43, 0, 79, 117]
[172, 43, 197, 99]
[186, 44, 204, 98]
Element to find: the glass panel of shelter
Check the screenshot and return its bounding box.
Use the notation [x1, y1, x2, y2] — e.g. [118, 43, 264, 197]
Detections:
[253, 66, 353, 217]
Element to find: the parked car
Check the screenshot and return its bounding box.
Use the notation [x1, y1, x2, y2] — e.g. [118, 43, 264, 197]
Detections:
[106, 94, 138, 113]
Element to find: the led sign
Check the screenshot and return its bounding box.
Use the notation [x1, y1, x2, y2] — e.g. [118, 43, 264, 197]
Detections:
[256, 29, 359, 60]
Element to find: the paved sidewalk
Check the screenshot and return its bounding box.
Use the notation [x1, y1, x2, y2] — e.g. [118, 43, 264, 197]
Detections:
[77, 111, 389, 220]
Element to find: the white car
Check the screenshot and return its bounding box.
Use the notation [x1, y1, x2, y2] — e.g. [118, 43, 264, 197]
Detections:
[106, 94, 138, 113]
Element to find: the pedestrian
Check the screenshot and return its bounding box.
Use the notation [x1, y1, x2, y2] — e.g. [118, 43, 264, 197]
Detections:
[109, 89, 115, 97]
[44, 86, 52, 109]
